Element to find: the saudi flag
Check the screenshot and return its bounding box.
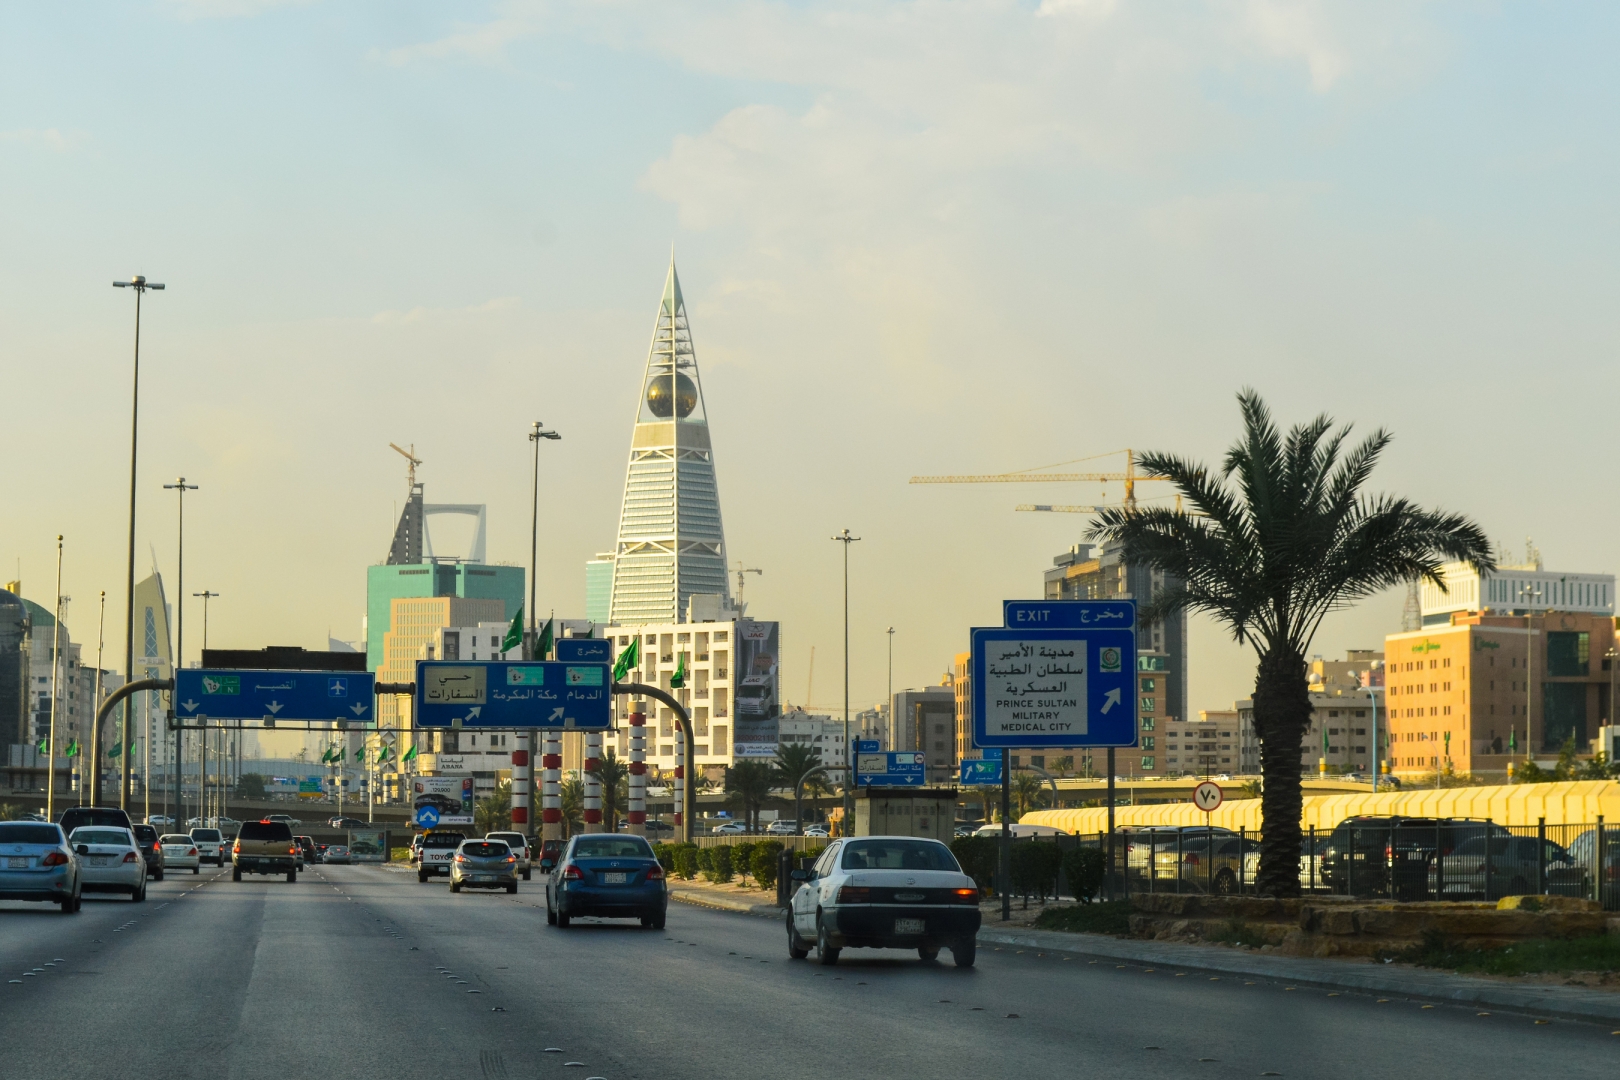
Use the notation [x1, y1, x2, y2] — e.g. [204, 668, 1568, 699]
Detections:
[108, 742, 121, 759]
[36, 739, 46, 755]
[321, 746, 334, 763]
[612, 638, 639, 683]
[65, 739, 80, 757]
[354, 746, 365, 762]
[670, 652, 687, 689]
[502, 607, 524, 655]
[1321, 726, 1329, 758]
[377, 745, 392, 763]
[403, 744, 418, 762]
[536, 617, 554, 661]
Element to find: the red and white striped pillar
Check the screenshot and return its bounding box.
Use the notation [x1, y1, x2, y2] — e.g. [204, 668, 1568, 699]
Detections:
[511, 731, 530, 837]
[583, 730, 603, 832]
[541, 729, 562, 842]
[673, 723, 686, 842]
[627, 705, 647, 837]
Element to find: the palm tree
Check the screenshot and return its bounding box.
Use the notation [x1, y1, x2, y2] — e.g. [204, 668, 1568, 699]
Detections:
[724, 760, 776, 832]
[475, 780, 512, 833]
[559, 775, 584, 838]
[772, 743, 823, 832]
[1090, 391, 1491, 897]
[588, 751, 632, 832]
[1011, 772, 1048, 818]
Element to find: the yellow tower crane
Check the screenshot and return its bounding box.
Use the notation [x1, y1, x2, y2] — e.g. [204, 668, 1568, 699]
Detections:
[909, 449, 1168, 512]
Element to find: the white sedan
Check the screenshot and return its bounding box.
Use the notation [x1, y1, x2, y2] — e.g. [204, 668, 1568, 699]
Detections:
[160, 835, 201, 874]
[68, 827, 147, 902]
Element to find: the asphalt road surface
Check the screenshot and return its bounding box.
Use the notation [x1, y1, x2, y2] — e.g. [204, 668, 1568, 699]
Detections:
[1, 865, 1616, 1080]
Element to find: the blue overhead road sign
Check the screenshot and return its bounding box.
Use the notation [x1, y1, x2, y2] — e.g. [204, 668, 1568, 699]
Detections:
[971, 599, 1137, 749]
[1004, 600, 1135, 629]
[414, 661, 612, 729]
[856, 751, 926, 787]
[175, 669, 375, 724]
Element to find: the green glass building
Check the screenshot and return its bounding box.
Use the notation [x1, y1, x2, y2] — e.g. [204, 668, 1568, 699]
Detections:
[365, 563, 524, 672]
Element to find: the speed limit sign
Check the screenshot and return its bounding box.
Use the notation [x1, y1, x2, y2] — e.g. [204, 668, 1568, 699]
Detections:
[1192, 780, 1224, 812]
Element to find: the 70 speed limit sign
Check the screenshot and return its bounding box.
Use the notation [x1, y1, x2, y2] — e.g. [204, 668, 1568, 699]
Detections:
[1192, 780, 1224, 812]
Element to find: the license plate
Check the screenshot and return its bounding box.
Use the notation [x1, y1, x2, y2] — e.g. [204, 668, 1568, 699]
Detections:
[602, 872, 628, 884]
[7, 857, 27, 868]
[895, 918, 925, 935]
[90, 857, 109, 867]
[473, 875, 494, 883]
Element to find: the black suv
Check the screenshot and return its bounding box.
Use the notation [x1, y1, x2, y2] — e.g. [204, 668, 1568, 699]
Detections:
[131, 823, 164, 882]
[1319, 816, 1507, 899]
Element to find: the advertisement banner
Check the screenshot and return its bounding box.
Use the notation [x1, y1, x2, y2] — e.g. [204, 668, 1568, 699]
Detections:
[348, 829, 387, 863]
[412, 775, 474, 827]
[732, 620, 780, 758]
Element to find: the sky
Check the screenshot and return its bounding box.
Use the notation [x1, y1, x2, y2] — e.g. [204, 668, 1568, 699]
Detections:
[3, 1, 1618, 720]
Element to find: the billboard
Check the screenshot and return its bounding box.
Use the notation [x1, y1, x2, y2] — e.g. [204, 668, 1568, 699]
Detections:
[349, 829, 387, 863]
[413, 775, 474, 827]
[732, 620, 780, 758]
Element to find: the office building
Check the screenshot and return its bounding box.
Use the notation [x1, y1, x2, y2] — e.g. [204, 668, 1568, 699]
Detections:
[1419, 558, 1613, 626]
[777, 709, 847, 772]
[889, 685, 956, 785]
[377, 596, 507, 737]
[0, 587, 28, 753]
[585, 553, 615, 624]
[365, 563, 523, 672]
[607, 260, 732, 625]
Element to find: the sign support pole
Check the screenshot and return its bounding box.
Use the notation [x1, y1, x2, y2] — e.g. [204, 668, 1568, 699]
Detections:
[1106, 747, 1116, 902]
[1000, 766, 1011, 922]
[627, 704, 647, 837]
[542, 730, 562, 842]
[583, 729, 603, 832]
[512, 730, 530, 838]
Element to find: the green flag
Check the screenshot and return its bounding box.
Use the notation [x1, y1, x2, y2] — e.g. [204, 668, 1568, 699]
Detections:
[36, 739, 46, 755]
[1321, 726, 1329, 758]
[108, 742, 121, 759]
[612, 638, 639, 683]
[403, 743, 418, 762]
[670, 652, 687, 689]
[1508, 727, 1517, 753]
[503, 607, 524, 654]
[355, 746, 365, 762]
[320, 746, 334, 763]
[377, 745, 391, 763]
[65, 739, 80, 757]
[537, 617, 554, 660]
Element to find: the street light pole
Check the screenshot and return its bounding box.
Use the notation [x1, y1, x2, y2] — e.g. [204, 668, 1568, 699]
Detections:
[46, 537, 63, 821]
[527, 421, 561, 659]
[832, 529, 861, 831]
[91, 591, 106, 806]
[112, 274, 163, 811]
[886, 627, 895, 739]
[164, 478, 198, 827]
[193, 591, 218, 651]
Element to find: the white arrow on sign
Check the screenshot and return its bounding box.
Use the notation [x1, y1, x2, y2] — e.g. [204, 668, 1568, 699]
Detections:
[549, 707, 565, 721]
[349, 703, 369, 716]
[180, 699, 200, 712]
[1099, 688, 1121, 714]
[265, 701, 284, 714]
[463, 706, 482, 722]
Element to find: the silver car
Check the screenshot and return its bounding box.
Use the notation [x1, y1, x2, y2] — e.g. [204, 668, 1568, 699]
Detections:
[159, 834, 202, 874]
[450, 839, 518, 894]
[323, 845, 352, 865]
[68, 827, 147, 902]
[484, 832, 532, 880]
[0, 821, 81, 913]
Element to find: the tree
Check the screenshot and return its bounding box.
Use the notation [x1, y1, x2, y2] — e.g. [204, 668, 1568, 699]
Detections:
[559, 775, 584, 837]
[724, 760, 776, 832]
[773, 743, 824, 831]
[588, 751, 631, 831]
[1090, 391, 1491, 897]
[475, 780, 512, 833]
[237, 773, 266, 799]
[1012, 772, 1049, 818]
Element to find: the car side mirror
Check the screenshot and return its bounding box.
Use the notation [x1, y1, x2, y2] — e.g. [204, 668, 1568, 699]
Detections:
[76, 845, 89, 856]
[790, 868, 809, 881]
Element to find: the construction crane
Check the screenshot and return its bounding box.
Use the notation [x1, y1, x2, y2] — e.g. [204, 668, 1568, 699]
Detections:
[389, 442, 422, 487]
[1018, 495, 1207, 517]
[734, 564, 762, 608]
[909, 448, 1166, 511]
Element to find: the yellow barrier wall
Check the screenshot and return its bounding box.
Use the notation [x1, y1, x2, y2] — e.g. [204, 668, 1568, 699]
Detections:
[1020, 780, 1620, 834]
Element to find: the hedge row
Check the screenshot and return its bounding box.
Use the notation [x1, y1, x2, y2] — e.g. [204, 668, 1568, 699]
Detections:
[947, 837, 1104, 902]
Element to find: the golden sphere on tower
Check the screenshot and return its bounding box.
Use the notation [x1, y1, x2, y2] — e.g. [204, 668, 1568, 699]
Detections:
[646, 372, 698, 418]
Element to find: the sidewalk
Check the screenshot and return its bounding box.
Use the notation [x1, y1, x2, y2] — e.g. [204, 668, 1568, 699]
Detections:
[672, 883, 1620, 1026]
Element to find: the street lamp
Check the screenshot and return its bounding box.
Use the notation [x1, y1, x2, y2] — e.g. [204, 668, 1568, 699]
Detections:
[886, 627, 895, 738]
[527, 421, 561, 658]
[112, 274, 164, 811]
[163, 478, 198, 826]
[193, 591, 219, 650]
[831, 529, 861, 829]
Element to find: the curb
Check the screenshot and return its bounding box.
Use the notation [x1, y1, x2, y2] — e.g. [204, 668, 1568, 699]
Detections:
[974, 926, 1620, 1026]
[668, 888, 782, 919]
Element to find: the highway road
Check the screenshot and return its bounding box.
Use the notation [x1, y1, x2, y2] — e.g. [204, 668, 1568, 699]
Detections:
[0, 865, 1615, 1079]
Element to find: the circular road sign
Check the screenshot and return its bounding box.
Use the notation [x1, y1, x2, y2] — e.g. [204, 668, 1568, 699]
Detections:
[1192, 780, 1224, 813]
[415, 805, 441, 829]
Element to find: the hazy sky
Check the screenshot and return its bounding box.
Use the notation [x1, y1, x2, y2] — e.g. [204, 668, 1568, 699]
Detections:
[4, 2, 1617, 719]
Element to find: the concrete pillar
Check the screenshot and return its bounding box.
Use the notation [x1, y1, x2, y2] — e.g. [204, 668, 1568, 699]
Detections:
[542, 729, 562, 842]
[511, 730, 530, 837]
[627, 705, 647, 837]
[674, 729, 686, 843]
[583, 729, 603, 832]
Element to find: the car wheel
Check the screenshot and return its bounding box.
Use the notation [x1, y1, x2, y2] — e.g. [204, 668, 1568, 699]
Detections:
[232, 867, 242, 882]
[546, 901, 558, 926]
[133, 882, 146, 903]
[451, 881, 461, 893]
[557, 911, 571, 928]
[1213, 869, 1237, 896]
[786, 913, 810, 959]
[522, 870, 531, 881]
[193, 866, 200, 875]
[918, 946, 941, 962]
[507, 882, 518, 895]
[418, 872, 429, 883]
[58, 894, 75, 914]
[641, 914, 654, 929]
[652, 910, 666, 930]
[153, 868, 164, 882]
[815, 915, 840, 966]
[951, 937, 976, 968]
[286, 869, 297, 883]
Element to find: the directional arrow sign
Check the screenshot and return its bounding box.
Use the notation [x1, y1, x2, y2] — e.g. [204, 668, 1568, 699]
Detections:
[265, 701, 283, 715]
[175, 669, 377, 725]
[970, 605, 1137, 749]
[1100, 688, 1121, 714]
[413, 661, 611, 730]
[181, 699, 200, 712]
[349, 703, 369, 716]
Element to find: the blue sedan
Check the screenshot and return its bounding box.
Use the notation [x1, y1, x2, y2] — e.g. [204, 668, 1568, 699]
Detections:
[544, 835, 667, 929]
[0, 821, 82, 913]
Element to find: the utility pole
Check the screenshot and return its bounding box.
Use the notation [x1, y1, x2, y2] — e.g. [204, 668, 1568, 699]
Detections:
[91, 591, 106, 805]
[832, 530, 860, 831]
[525, 422, 559, 844]
[193, 591, 218, 651]
[164, 478, 198, 828]
[112, 273, 164, 812]
[886, 626, 895, 730]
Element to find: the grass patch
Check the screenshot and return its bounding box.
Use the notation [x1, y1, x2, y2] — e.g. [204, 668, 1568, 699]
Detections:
[1205, 917, 1269, 949]
[1393, 930, 1620, 976]
[1033, 901, 1133, 936]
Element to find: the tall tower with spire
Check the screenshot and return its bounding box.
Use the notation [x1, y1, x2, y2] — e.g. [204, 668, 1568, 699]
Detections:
[607, 260, 732, 624]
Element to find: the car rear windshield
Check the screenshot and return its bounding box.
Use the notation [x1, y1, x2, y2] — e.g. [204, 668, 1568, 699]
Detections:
[570, 837, 654, 859]
[0, 824, 62, 845]
[487, 833, 524, 845]
[161, 835, 193, 844]
[59, 808, 132, 831]
[840, 839, 959, 872]
[422, 833, 465, 848]
[191, 829, 221, 841]
[132, 825, 158, 841]
[238, 821, 294, 841]
[72, 829, 132, 846]
[462, 842, 509, 858]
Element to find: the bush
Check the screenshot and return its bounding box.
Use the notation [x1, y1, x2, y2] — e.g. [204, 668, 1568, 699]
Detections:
[751, 840, 784, 891]
[696, 846, 715, 879]
[950, 836, 998, 895]
[731, 841, 756, 885]
[712, 844, 734, 883]
[1010, 841, 1062, 901]
[1061, 847, 1106, 904]
[651, 842, 677, 873]
[673, 844, 699, 881]
[1033, 901, 1131, 936]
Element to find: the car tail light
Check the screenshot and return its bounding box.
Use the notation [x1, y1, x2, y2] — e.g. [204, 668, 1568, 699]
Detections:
[1184, 854, 1200, 866]
[647, 864, 665, 881]
[289, 846, 298, 856]
[950, 887, 978, 904]
[122, 852, 139, 863]
[836, 886, 870, 904]
[455, 855, 468, 864]
[188, 848, 198, 857]
[505, 856, 516, 864]
[562, 863, 583, 881]
[42, 851, 68, 867]
[232, 843, 241, 854]
[1384, 843, 1393, 861]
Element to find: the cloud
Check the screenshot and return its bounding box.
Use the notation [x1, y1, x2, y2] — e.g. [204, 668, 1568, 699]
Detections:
[1235, 0, 1352, 92]
[0, 128, 78, 152]
[368, 296, 523, 325]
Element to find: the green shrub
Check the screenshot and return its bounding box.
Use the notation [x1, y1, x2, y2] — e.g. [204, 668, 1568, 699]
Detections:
[651, 842, 676, 873]
[1033, 901, 1131, 936]
[696, 846, 715, 880]
[950, 836, 998, 895]
[1010, 841, 1062, 901]
[731, 841, 756, 884]
[673, 844, 699, 880]
[751, 840, 784, 891]
[712, 844, 734, 883]
[800, 845, 827, 868]
[1061, 847, 1106, 904]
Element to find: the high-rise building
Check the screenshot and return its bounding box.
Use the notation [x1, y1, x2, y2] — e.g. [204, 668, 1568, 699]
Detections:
[0, 587, 29, 753]
[607, 260, 731, 625]
[365, 563, 523, 671]
[585, 552, 615, 624]
[375, 596, 507, 735]
[889, 685, 956, 785]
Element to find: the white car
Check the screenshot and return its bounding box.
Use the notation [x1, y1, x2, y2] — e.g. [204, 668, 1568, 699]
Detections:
[765, 820, 798, 836]
[68, 827, 147, 902]
[786, 836, 981, 967]
[711, 821, 748, 835]
[145, 815, 175, 827]
[265, 814, 301, 828]
[189, 828, 226, 866]
[803, 825, 830, 838]
[159, 835, 201, 874]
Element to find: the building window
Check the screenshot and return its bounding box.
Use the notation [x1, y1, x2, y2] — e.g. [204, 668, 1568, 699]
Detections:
[1141, 717, 1155, 731]
[1140, 678, 1156, 692]
[1140, 757, 1155, 770]
[1141, 737, 1155, 750]
[1141, 697, 1155, 712]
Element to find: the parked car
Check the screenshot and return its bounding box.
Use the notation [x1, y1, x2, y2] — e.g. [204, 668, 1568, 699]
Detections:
[787, 836, 980, 967]
[804, 825, 831, 838]
[0, 821, 81, 912]
[1427, 835, 1585, 900]
[232, 819, 299, 882]
[973, 823, 1072, 839]
[484, 831, 532, 880]
[131, 823, 164, 881]
[294, 836, 317, 868]
[1319, 816, 1508, 898]
[323, 845, 352, 865]
[416, 831, 467, 881]
[68, 826, 146, 901]
[1567, 828, 1620, 907]
[264, 814, 301, 828]
[189, 827, 226, 866]
[765, 820, 798, 836]
[1154, 832, 1260, 894]
[711, 821, 749, 835]
[159, 834, 201, 874]
[328, 816, 368, 828]
[451, 839, 519, 894]
[545, 834, 666, 928]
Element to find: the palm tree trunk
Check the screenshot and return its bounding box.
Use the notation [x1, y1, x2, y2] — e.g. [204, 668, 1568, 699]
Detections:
[1253, 646, 1310, 897]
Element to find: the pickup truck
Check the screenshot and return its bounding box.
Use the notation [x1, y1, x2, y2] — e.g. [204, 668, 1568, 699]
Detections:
[415, 831, 467, 882]
[232, 820, 299, 882]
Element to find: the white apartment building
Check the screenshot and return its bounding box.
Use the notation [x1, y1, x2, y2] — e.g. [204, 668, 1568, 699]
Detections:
[1421, 559, 1613, 626]
[410, 621, 522, 794]
[777, 709, 847, 772]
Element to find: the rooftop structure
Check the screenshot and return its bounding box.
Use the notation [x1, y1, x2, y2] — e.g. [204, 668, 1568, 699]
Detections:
[1421, 559, 1614, 626]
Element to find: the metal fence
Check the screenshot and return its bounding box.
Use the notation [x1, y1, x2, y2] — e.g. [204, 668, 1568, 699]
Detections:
[1050, 820, 1618, 910]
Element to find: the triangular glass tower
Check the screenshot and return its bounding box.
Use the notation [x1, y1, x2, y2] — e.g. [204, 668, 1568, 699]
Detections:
[608, 260, 732, 624]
